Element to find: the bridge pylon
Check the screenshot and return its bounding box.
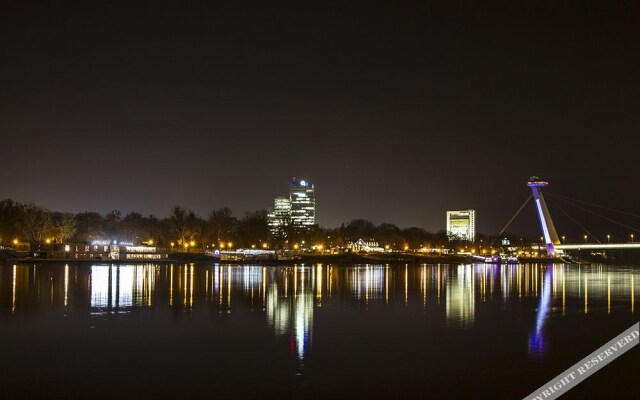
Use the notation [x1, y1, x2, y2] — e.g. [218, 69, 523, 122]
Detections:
[527, 177, 561, 256]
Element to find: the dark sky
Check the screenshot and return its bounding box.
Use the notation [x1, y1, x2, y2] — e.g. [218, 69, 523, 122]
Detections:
[1, 1, 638, 238]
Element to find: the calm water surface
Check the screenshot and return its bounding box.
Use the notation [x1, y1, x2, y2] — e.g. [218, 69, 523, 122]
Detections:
[1, 262, 638, 399]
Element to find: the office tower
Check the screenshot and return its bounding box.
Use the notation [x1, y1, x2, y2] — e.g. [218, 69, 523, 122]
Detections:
[268, 196, 292, 237]
[289, 177, 315, 228]
[446, 209, 476, 242]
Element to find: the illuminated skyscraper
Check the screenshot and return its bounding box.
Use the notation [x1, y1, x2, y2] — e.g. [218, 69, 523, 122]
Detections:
[289, 178, 315, 228]
[446, 209, 476, 242]
[267, 197, 291, 237]
[268, 178, 316, 237]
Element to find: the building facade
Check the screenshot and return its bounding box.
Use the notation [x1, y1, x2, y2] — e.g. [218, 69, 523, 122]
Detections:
[348, 238, 384, 253]
[267, 196, 292, 237]
[26, 241, 167, 261]
[268, 177, 316, 237]
[289, 178, 315, 228]
[446, 209, 476, 242]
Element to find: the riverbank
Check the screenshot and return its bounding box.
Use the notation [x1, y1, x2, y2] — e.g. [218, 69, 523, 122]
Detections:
[0, 249, 19, 263]
[3, 252, 217, 265]
[299, 253, 575, 265]
[299, 253, 469, 264]
[6, 250, 635, 266]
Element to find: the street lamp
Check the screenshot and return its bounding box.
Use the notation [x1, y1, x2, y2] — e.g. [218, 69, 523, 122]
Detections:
[607, 234, 610, 243]
[584, 235, 588, 243]
[562, 235, 566, 244]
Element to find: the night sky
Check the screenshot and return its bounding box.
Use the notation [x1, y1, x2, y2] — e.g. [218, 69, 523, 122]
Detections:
[1, 2, 638, 238]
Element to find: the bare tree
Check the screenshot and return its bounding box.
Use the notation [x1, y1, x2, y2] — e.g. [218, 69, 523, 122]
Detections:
[55, 213, 76, 243]
[18, 203, 52, 242]
[208, 207, 235, 244]
[169, 206, 188, 245]
[121, 212, 145, 242]
[236, 210, 269, 247]
[185, 211, 206, 251]
[74, 212, 105, 242]
[0, 199, 21, 245]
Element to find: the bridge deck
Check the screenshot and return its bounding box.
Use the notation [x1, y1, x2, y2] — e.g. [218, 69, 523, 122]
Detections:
[555, 243, 640, 250]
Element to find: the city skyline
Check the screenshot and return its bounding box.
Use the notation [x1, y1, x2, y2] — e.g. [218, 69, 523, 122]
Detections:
[1, 2, 638, 238]
[2, 174, 636, 243]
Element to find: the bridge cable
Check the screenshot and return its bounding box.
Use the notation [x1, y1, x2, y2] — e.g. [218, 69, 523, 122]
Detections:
[492, 194, 532, 245]
[546, 191, 640, 219]
[546, 194, 640, 233]
[545, 197, 602, 243]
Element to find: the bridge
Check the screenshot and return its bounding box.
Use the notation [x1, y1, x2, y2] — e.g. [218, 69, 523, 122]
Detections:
[555, 243, 640, 251]
[526, 177, 640, 256]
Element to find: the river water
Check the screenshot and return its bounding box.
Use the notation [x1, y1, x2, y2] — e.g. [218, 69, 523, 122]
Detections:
[0, 262, 638, 399]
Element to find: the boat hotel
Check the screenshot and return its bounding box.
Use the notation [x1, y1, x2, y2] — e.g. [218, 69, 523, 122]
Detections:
[24, 240, 169, 262]
[211, 249, 298, 262]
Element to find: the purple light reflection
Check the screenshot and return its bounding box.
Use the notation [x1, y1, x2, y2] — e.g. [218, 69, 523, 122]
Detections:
[529, 266, 553, 356]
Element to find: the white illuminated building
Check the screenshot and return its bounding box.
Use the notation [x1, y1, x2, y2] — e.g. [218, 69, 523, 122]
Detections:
[267, 196, 292, 237]
[290, 178, 315, 228]
[268, 177, 316, 237]
[349, 239, 384, 253]
[446, 209, 476, 242]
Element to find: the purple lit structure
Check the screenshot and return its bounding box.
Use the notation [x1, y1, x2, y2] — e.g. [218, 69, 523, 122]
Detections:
[527, 177, 561, 257]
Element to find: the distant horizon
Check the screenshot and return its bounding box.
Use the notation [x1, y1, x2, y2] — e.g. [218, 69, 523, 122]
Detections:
[3, 187, 635, 242]
[2, 193, 463, 232]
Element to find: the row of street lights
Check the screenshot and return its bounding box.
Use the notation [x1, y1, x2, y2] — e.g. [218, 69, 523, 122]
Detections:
[559, 233, 636, 243]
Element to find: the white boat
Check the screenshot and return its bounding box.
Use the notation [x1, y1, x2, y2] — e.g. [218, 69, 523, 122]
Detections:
[217, 249, 300, 262]
[505, 255, 519, 264]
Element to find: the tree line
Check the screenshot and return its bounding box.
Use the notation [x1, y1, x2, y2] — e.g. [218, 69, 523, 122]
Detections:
[1, 198, 522, 251]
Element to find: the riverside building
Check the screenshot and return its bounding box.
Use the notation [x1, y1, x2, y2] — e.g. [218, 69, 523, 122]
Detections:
[446, 209, 476, 242]
[27, 240, 167, 261]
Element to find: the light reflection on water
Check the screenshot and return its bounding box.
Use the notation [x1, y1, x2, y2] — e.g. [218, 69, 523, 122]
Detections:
[446, 264, 475, 328]
[0, 262, 638, 362]
[90, 265, 155, 311]
[529, 266, 552, 356]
